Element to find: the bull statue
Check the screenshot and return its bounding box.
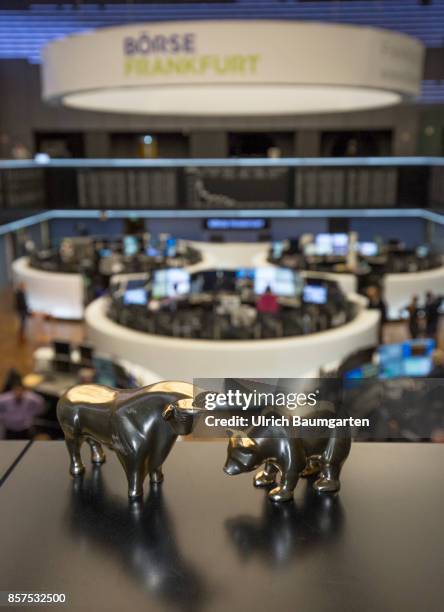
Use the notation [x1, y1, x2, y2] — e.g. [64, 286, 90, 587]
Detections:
[57, 381, 199, 500]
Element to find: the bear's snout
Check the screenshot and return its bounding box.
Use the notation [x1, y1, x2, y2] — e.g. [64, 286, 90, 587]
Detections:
[224, 460, 241, 476]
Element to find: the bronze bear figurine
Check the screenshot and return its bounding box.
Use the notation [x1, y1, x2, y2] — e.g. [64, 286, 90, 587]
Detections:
[223, 415, 351, 502]
[57, 381, 198, 500]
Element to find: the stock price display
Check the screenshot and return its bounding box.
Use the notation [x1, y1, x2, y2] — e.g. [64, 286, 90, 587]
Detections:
[185, 166, 290, 210]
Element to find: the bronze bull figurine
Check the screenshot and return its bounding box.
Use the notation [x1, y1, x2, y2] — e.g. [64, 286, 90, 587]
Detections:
[57, 381, 199, 500]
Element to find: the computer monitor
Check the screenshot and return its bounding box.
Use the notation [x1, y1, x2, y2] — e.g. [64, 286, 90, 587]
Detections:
[236, 268, 255, 281]
[378, 343, 404, 366]
[302, 284, 328, 305]
[146, 246, 160, 257]
[53, 340, 71, 358]
[123, 287, 147, 306]
[254, 267, 297, 297]
[404, 338, 435, 357]
[315, 233, 349, 256]
[93, 357, 116, 387]
[402, 356, 432, 377]
[152, 269, 190, 299]
[343, 363, 379, 388]
[166, 237, 177, 258]
[272, 241, 284, 259]
[378, 340, 435, 379]
[123, 236, 139, 257]
[416, 245, 429, 258]
[358, 242, 378, 257]
[100, 248, 112, 258]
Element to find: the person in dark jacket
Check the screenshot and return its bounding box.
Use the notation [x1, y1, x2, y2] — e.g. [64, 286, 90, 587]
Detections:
[366, 285, 387, 343]
[406, 295, 419, 339]
[14, 282, 29, 342]
[425, 291, 442, 340]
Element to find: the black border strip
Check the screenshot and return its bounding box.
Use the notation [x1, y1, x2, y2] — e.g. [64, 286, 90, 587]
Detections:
[0, 440, 33, 488]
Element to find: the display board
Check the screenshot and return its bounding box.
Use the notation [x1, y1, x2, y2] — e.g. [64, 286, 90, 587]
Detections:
[0, 169, 45, 209]
[0, 161, 439, 211]
[185, 165, 290, 209]
[77, 169, 177, 209]
[295, 167, 398, 208]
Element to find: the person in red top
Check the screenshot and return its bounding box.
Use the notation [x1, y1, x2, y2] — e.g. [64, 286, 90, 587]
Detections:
[256, 286, 280, 314]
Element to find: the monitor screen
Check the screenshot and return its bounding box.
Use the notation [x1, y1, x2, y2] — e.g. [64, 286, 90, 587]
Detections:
[254, 267, 297, 297]
[358, 242, 378, 257]
[100, 248, 112, 258]
[166, 237, 177, 258]
[404, 338, 435, 357]
[344, 363, 379, 388]
[123, 288, 147, 306]
[53, 341, 70, 357]
[272, 241, 284, 259]
[378, 340, 435, 379]
[236, 268, 255, 281]
[378, 343, 404, 365]
[402, 356, 432, 377]
[93, 357, 116, 387]
[302, 284, 328, 305]
[123, 236, 139, 257]
[315, 233, 349, 256]
[152, 269, 190, 299]
[380, 361, 404, 379]
[416, 245, 429, 258]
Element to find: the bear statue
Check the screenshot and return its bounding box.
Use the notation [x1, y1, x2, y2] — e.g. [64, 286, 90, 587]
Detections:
[223, 414, 351, 503]
[57, 380, 199, 500]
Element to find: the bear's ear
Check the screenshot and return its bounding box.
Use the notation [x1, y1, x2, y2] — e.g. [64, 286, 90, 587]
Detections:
[230, 432, 257, 451]
[162, 403, 175, 421]
[239, 436, 257, 451]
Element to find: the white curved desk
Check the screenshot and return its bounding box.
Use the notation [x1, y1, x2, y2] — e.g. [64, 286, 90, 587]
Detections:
[384, 265, 444, 320]
[11, 243, 270, 321]
[85, 295, 379, 381]
[12, 257, 84, 320]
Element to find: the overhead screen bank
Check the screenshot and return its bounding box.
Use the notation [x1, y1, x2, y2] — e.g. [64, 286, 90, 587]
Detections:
[1, 158, 444, 211]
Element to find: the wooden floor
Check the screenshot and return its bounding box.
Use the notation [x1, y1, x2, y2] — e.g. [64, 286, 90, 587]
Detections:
[0, 287, 442, 387]
[0, 288, 85, 386]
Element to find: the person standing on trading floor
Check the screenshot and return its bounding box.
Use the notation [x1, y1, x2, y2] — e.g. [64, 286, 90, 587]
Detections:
[256, 286, 280, 315]
[425, 291, 442, 340]
[14, 282, 29, 342]
[0, 382, 45, 440]
[407, 295, 419, 339]
[366, 285, 387, 344]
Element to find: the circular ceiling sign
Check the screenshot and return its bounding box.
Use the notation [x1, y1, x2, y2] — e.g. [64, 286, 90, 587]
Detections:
[42, 21, 424, 116]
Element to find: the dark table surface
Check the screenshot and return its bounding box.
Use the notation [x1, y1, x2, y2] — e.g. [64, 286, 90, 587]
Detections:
[0, 441, 443, 612]
[0, 441, 27, 482]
